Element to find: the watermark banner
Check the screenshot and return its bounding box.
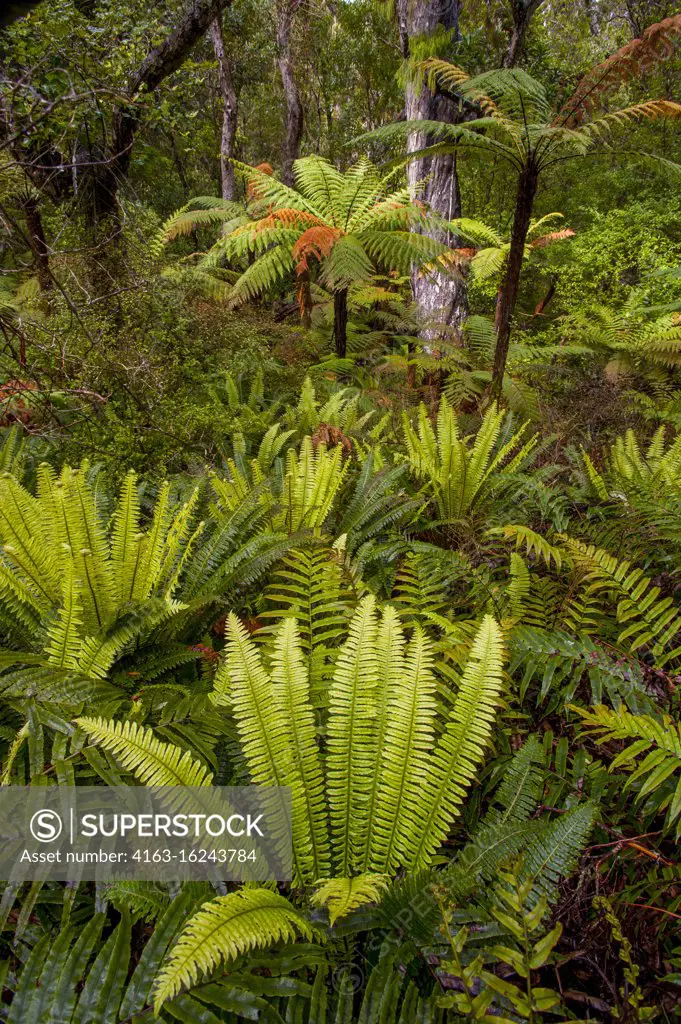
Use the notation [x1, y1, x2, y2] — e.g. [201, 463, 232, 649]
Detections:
[0, 786, 292, 882]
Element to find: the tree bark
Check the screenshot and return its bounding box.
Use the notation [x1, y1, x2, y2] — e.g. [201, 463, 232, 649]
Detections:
[534, 276, 556, 316]
[583, 0, 599, 37]
[97, 0, 231, 219]
[502, 0, 544, 68]
[490, 165, 538, 400]
[333, 288, 348, 359]
[210, 15, 238, 200]
[276, 0, 304, 187]
[0, 1, 43, 28]
[21, 195, 52, 293]
[398, 0, 468, 340]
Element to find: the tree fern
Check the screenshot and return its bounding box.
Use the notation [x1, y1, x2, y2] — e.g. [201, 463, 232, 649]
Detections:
[160, 156, 450, 356]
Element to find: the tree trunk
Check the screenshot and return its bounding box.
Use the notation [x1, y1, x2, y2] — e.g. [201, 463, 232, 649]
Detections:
[583, 0, 599, 36]
[502, 0, 544, 68]
[276, 0, 304, 187]
[490, 165, 538, 401]
[210, 15, 238, 200]
[399, 0, 468, 340]
[333, 288, 348, 359]
[21, 196, 52, 293]
[97, 0, 231, 220]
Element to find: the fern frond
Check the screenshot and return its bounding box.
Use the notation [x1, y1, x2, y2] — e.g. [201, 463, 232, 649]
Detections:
[75, 717, 213, 786]
[406, 615, 505, 868]
[153, 888, 315, 1010]
[312, 874, 389, 926]
[326, 595, 379, 876]
[573, 704, 681, 835]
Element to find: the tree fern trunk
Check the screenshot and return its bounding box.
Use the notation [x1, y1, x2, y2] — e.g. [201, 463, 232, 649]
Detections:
[297, 270, 312, 329]
[490, 165, 538, 401]
[333, 288, 348, 359]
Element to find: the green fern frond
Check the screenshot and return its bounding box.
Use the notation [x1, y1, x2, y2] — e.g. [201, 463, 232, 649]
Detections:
[519, 803, 596, 905]
[326, 595, 379, 876]
[44, 557, 83, 670]
[312, 874, 389, 925]
[75, 717, 213, 786]
[560, 535, 681, 664]
[406, 615, 505, 868]
[153, 888, 315, 1010]
[371, 623, 437, 873]
[213, 614, 328, 883]
[573, 704, 681, 835]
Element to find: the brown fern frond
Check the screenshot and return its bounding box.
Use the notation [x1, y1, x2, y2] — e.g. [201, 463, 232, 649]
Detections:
[292, 224, 342, 274]
[529, 229, 576, 249]
[245, 209, 325, 238]
[247, 162, 274, 200]
[311, 423, 353, 453]
[273, 208, 325, 228]
[557, 15, 681, 126]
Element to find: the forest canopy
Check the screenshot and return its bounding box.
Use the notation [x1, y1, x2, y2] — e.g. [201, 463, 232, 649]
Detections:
[1, 0, 681, 1021]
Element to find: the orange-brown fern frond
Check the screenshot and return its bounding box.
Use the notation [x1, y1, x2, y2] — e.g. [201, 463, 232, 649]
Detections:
[557, 15, 681, 126]
[529, 229, 575, 248]
[246, 162, 275, 199]
[292, 225, 342, 274]
[272, 208, 326, 228]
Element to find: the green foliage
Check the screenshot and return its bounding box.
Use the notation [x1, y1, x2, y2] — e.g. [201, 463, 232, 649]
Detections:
[401, 398, 536, 524]
[573, 703, 681, 838]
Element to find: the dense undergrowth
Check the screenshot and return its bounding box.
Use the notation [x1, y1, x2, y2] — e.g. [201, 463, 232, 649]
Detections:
[1, 367, 681, 1020]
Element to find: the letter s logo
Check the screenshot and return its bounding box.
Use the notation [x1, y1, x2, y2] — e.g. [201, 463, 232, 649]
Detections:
[30, 809, 63, 843]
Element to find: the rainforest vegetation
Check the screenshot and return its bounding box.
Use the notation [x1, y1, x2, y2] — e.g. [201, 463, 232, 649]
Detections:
[1, 0, 681, 1020]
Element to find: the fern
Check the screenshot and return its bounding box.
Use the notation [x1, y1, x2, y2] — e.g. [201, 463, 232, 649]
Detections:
[326, 595, 379, 876]
[153, 888, 315, 1009]
[406, 615, 505, 868]
[311, 874, 389, 925]
[573, 704, 681, 837]
[75, 717, 213, 786]
[402, 398, 536, 522]
[212, 613, 330, 883]
[560, 535, 681, 664]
